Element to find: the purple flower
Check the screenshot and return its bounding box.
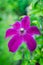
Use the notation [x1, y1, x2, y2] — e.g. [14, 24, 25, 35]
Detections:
[5, 16, 40, 52]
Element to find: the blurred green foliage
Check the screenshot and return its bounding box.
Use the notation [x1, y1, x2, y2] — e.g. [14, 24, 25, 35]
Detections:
[0, 0, 43, 65]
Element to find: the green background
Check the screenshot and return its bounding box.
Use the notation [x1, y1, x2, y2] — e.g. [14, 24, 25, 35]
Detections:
[0, 0, 43, 65]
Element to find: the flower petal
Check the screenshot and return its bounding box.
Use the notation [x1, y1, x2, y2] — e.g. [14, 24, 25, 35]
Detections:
[5, 28, 17, 38]
[8, 35, 22, 52]
[21, 16, 30, 29]
[24, 34, 37, 52]
[12, 22, 21, 30]
[27, 26, 40, 35]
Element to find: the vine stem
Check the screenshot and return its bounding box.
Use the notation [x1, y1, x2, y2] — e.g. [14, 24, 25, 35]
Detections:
[30, 52, 33, 65]
[30, 52, 33, 60]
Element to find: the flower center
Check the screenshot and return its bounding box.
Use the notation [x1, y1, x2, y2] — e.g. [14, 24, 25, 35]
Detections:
[19, 28, 26, 35]
[20, 28, 24, 33]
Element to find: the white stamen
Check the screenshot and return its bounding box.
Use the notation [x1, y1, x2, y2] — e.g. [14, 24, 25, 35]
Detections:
[20, 28, 24, 31]
[19, 28, 26, 35]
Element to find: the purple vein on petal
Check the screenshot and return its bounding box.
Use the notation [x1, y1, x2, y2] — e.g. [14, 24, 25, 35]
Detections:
[21, 16, 30, 29]
[12, 21, 21, 30]
[5, 28, 17, 38]
[27, 26, 41, 35]
[8, 35, 22, 52]
[24, 34, 37, 52]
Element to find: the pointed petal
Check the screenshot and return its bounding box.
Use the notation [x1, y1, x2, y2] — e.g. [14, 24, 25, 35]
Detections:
[8, 35, 22, 52]
[5, 28, 17, 38]
[12, 22, 21, 30]
[21, 16, 30, 29]
[27, 26, 40, 35]
[24, 34, 37, 52]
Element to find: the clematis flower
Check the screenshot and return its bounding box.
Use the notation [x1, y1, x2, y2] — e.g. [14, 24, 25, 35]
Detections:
[5, 16, 40, 52]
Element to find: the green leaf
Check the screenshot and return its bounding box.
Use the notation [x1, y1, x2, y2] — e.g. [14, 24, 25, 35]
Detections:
[13, 51, 22, 60]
